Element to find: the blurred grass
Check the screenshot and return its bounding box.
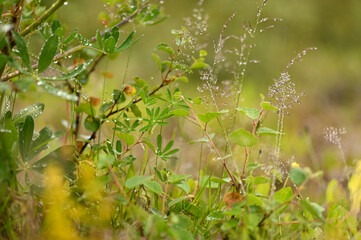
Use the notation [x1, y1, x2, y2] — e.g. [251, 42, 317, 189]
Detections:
[25, 0, 361, 185]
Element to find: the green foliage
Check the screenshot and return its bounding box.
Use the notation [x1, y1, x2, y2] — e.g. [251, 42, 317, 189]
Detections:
[0, 0, 359, 239]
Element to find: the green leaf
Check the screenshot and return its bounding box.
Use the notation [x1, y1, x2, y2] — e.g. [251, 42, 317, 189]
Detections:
[274, 187, 293, 203]
[168, 196, 191, 207]
[104, 36, 116, 53]
[300, 199, 325, 220]
[206, 211, 224, 221]
[130, 104, 142, 117]
[199, 50, 207, 57]
[143, 180, 162, 194]
[246, 163, 262, 171]
[174, 63, 192, 73]
[0, 82, 11, 92]
[12, 31, 31, 71]
[197, 110, 228, 123]
[191, 58, 209, 69]
[38, 35, 59, 73]
[176, 76, 188, 82]
[100, 102, 113, 113]
[142, 138, 156, 153]
[19, 116, 34, 161]
[14, 78, 34, 91]
[75, 103, 95, 116]
[111, 26, 120, 42]
[255, 183, 271, 196]
[133, 76, 148, 89]
[116, 132, 135, 145]
[30, 145, 76, 173]
[154, 43, 174, 54]
[0, 115, 18, 178]
[0, 55, 9, 70]
[115, 31, 141, 52]
[290, 167, 307, 186]
[39, 81, 78, 101]
[187, 133, 215, 144]
[152, 53, 162, 70]
[13, 103, 45, 125]
[230, 128, 258, 147]
[210, 177, 231, 184]
[256, 127, 280, 136]
[113, 89, 126, 103]
[96, 30, 103, 49]
[41, 60, 92, 81]
[260, 101, 278, 111]
[176, 181, 190, 194]
[168, 174, 192, 184]
[236, 107, 260, 120]
[166, 109, 189, 117]
[125, 176, 151, 189]
[84, 116, 100, 132]
[28, 127, 53, 161]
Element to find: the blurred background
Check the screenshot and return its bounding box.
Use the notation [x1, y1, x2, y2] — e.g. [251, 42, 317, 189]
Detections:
[22, 0, 361, 197]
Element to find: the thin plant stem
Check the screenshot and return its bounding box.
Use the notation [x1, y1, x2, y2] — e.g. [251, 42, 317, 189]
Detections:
[107, 162, 130, 204]
[161, 179, 169, 216]
[98, 58, 109, 145]
[20, 0, 67, 37]
[182, 96, 238, 189]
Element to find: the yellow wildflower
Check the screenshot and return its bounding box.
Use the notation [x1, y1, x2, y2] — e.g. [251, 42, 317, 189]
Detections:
[291, 162, 300, 168]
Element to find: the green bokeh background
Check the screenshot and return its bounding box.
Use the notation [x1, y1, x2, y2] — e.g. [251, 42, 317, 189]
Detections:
[27, 0, 361, 194]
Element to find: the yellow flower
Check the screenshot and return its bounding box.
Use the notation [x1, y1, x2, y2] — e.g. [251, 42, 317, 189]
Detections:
[291, 162, 300, 168]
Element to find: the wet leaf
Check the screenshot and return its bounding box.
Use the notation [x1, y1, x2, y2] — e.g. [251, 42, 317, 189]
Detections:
[38, 35, 59, 73]
[13, 103, 45, 125]
[12, 31, 31, 71]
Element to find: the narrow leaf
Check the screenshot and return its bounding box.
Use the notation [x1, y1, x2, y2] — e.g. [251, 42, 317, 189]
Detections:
[39, 81, 78, 101]
[12, 31, 31, 71]
[168, 174, 192, 184]
[152, 53, 162, 70]
[38, 35, 59, 73]
[115, 31, 135, 52]
[13, 103, 45, 125]
[104, 36, 116, 53]
[30, 145, 76, 172]
[96, 30, 103, 49]
[168, 196, 191, 207]
[19, 116, 34, 161]
[188, 133, 215, 144]
[28, 127, 53, 161]
[257, 127, 280, 136]
[125, 176, 151, 189]
[41, 60, 92, 81]
[154, 43, 174, 54]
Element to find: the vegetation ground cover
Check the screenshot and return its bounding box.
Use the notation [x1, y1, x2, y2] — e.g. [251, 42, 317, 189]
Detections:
[1, 0, 360, 239]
